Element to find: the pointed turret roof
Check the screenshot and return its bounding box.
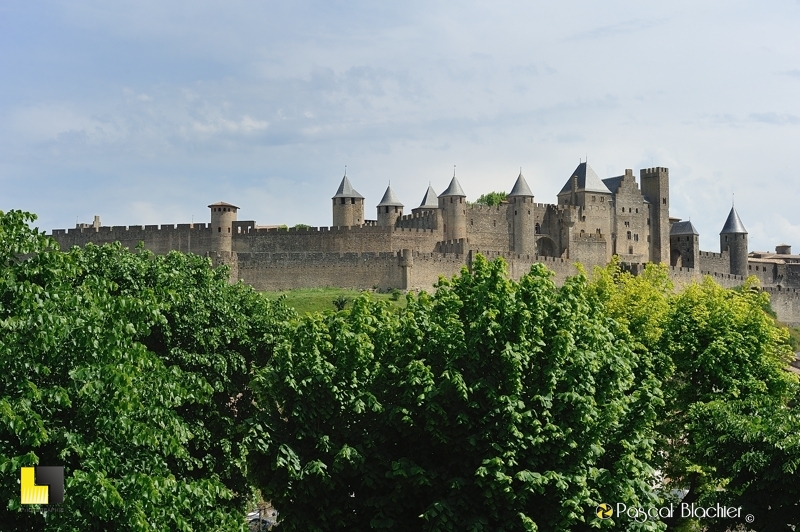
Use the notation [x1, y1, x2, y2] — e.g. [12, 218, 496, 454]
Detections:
[670, 220, 699, 236]
[377, 185, 403, 207]
[439, 176, 466, 197]
[720, 207, 747, 234]
[508, 172, 534, 197]
[332, 175, 364, 199]
[558, 162, 612, 195]
[418, 185, 439, 208]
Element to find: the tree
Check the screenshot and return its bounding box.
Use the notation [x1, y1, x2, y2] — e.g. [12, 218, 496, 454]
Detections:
[248, 255, 665, 531]
[656, 277, 798, 531]
[0, 210, 293, 531]
[474, 191, 507, 206]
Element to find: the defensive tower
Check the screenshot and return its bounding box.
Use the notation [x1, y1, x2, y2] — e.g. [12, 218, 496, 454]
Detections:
[508, 170, 535, 255]
[669, 220, 699, 268]
[640, 167, 670, 264]
[720, 206, 748, 277]
[332, 173, 365, 227]
[377, 184, 404, 227]
[438, 172, 467, 241]
[208, 201, 239, 253]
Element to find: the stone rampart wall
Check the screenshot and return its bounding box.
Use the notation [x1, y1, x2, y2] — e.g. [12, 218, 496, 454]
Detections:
[763, 287, 800, 326]
[51, 224, 215, 255]
[396, 210, 439, 230]
[233, 225, 438, 254]
[465, 206, 512, 250]
[569, 235, 609, 267]
[697, 250, 730, 274]
[236, 251, 405, 291]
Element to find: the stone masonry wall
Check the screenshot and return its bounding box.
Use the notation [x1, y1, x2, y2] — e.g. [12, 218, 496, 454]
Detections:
[236, 251, 405, 291]
[233, 225, 439, 254]
[465, 205, 513, 251]
[697, 250, 730, 274]
[52, 224, 215, 255]
[763, 287, 800, 326]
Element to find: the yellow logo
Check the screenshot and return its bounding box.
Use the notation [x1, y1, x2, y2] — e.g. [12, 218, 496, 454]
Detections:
[21, 466, 64, 505]
[597, 503, 613, 519]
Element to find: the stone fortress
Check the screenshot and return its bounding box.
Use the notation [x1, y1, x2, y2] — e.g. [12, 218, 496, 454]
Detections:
[50, 162, 800, 325]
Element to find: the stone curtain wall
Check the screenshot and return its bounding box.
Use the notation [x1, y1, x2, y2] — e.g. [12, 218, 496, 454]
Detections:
[52, 225, 215, 255]
[764, 287, 800, 326]
[233, 225, 439, 254]
[465, 205, 513, 251]
[236, 251, 406, 291]
[697, 250, 730, 274]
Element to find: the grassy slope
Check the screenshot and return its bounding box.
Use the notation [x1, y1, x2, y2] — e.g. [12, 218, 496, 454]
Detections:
[261, 287, 406, 314]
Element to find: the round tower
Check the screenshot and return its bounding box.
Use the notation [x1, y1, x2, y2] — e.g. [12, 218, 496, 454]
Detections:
[377, 184, 404, 227]
[719, 206, 748, 277]
[332, 173, 365, 227]
[208, 201, 239, 253]
[508, 170, 535, 255]
[438, 172, 467, 241]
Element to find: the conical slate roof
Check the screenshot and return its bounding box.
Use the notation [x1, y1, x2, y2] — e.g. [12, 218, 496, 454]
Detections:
[720, 207, 747, 234]
[558, 162, 612, 195]
[670, 220, 699, 236]
[508, 172, 534, 197]
[439, 176, 466, 197]
[332, 175, 364, 199]
[418, 185, 439, 208]
[377, 185, 403, 207]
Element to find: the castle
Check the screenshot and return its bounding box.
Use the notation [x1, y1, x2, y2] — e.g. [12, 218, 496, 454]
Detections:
[49, 162, 800, 325]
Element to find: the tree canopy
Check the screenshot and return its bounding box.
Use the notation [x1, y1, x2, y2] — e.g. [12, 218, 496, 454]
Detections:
[2, 209, 798, 531]
[474, 191, 508, 206]
[0, 210, 293, 531]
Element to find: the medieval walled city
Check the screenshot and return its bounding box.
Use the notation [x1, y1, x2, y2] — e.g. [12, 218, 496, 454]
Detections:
[49, 162, 800, 325]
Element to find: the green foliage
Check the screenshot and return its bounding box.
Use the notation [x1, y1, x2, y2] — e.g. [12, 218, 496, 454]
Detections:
[657, 277, 798, 530]
[332, 295, 348, 311]
[0, 210, 293, 531]
[248, 255, 665, 531]
[474, 191, 507, 206]
[292, 224, 311, 230]
[262, 287, 405, 315]
[390, 288, 402, 301]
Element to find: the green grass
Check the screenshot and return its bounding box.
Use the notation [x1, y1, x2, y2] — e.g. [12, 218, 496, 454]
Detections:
[261, 287, 407, 314]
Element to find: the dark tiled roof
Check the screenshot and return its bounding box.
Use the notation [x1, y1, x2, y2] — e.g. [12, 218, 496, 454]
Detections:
[720, 207, 747, 234]
[670, 220, 699, 236]
[418, 185, 439, 208]
[332, 175, 364, 199]
[377, 185, 403, 207]
[508, 172, 534, 197]
[558, 162, 612, 195]
[601, 176, 624, 194]
[439, 176, 466, 197]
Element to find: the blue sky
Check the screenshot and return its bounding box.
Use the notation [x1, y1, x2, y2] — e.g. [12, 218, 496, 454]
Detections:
[1, 1, 799, 252]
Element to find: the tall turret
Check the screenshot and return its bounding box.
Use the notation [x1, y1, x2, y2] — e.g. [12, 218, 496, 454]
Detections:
[332, 174, 365, 227]
[508, 170, 535, 255]
[640, 167, 670, 264]
[208, 201, 239, 253]
[438, 172, 467, 241]
[720, 206, 748, 277]
[377, 184, 403, 227]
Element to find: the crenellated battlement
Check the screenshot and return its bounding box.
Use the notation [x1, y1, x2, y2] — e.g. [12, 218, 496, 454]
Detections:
[699, 250, 726, 259]
[55, 223, 212, 236]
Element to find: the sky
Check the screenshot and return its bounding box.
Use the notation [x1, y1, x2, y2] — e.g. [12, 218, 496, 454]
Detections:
[1, 0, 799, 253]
